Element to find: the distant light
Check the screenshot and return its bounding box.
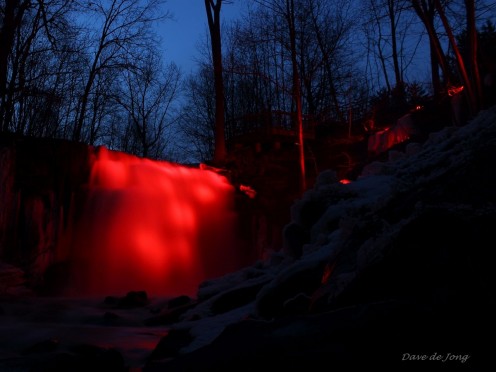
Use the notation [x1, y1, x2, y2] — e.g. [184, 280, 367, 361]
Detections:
[339, 179, 352, 184]
[240, 184, 257, 199]
[448, 85, 464, 97]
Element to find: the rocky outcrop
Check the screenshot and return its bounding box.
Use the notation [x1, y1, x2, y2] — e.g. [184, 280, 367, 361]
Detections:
[0, 135, 91, 291]
[146, 106, 496, 370]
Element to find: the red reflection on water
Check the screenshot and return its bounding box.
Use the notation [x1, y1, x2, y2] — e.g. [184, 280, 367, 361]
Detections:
[67, 147, 240, 296]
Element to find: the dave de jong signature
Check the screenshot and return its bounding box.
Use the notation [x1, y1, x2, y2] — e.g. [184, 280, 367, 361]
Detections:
[402, 353, 470, 363]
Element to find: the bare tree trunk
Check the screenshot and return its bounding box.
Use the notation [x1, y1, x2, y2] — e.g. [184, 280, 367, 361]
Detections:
[434, 0, 476, 115]
[0, 0, 28, 132]
[388, 0, 402, 86]
[429, 39, 442, 97]
[465, 0, 482, 109]
[73, 58, 99, 142]
[286, 0, 306, 192]
[377, 37, 392, 94]
[308, 1, 343, 122]
[73, 0, 164, 144]
[205, 0, 227, 165]
[369, 0, 391, 94]
[412, 0, 453, 85]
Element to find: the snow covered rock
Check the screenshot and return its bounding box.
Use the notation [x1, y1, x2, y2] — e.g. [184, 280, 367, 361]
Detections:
[147, 106, 496, 370]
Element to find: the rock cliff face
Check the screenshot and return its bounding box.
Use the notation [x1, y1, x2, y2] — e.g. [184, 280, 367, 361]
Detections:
[0, 135, 91, 291]
[145, 106, 496, 371]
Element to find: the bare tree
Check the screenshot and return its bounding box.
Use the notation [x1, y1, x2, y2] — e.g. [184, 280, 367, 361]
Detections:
[1, 0, 80, 134]
[364, 0, 393, 93]
[464, 0, 482, 108]
[286, 0, 306, 191]
[411, 0, 453, 96]
[364, 0, 425, 105]
[113, 53, 180, 158]
[251, 0, 306, 191]
[223, 6, 291, 119]
[179, 64, 216, 163]
[306, 0, 351, 122]
[72, 0, 165, 142]
[0, 0, 30, 131]
[433, 0, 477, 114]
[204, 0, 229, 165]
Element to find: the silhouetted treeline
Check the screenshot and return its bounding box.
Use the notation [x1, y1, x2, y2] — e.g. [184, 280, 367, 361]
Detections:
[180, 0, 496, 162]
[0, 0, 180, 159]
[1, 0, 495, 162]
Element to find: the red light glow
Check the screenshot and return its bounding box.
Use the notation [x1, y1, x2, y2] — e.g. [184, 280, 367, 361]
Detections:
[448, 85, 464, 96]
[239, 184, 257, 199]
[64, 147, 242, 296]
[367, 113, 413, 155]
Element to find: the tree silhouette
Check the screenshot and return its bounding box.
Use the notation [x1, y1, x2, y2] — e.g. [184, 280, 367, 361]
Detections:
[0, 0, 30, 131]
[204, 0, 228, 165]
[72, 0, 165, 142]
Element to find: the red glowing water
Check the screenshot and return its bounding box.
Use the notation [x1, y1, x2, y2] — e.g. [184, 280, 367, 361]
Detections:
[65, 147, 241, 296]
